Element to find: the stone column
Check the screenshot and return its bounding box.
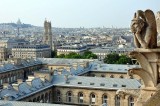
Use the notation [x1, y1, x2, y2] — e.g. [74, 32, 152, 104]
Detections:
[110, 95, 116, 106]
[129, 48, 160, 105]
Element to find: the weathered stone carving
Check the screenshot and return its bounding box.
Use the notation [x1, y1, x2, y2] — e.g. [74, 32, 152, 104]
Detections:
[129, 51, 157, 88]
[128, 9, 160, 106]
[116, 89, 140, 99]
[131, 9, 157, 49]
[156, 11, 160, 34]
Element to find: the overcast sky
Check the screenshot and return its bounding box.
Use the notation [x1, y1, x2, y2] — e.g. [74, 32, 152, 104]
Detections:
[0, 0, 159, 28]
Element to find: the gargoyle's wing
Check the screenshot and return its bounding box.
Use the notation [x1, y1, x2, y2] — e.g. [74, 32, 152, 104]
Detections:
[145, 9, 157, 29]
[156, 12, 160, 34]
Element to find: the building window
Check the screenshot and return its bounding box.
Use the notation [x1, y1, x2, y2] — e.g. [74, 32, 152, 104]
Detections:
[0, 79, 2, 85]
[67, 91, 72, 103]
[115, 95, 120, 106]
[102, 95, 108, 105]
[90, 93, 96, 104]
[57, 90, 61, 102]
[128, 96, 134, 106]
[120, 75, 124, 78]
[110, 75, 114, 78]
[78, 92, 83, 103]
[101, 74, 105, 77]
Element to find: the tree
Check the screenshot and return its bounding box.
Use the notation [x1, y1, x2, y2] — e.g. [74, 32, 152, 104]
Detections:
[104, 53, 119, 64]
[51, 50, 57, 58]
[56, 51, 97, 59]
[65, 52, 82, 59]
[83, 51, 97, 59]
[104, 53, 132, 64]
[57, 54, 65, 58]
[116, 55, 132, 64]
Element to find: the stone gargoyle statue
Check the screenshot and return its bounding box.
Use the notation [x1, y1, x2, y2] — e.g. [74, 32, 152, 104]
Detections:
[130, 9, 157, 49]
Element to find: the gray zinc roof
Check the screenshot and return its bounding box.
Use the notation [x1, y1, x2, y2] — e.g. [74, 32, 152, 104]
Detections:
[37, 58, 95, 65]
[0, 100, 72, 106]
[52, 75, 141, 90]
[88, 62, 140, 73]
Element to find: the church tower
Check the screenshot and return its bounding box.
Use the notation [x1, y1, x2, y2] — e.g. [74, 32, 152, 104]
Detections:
[43, 20, 53, 50]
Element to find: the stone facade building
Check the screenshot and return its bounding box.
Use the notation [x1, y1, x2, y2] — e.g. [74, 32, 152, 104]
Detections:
[57, 44, 87, 56]
[0, 47, 8, 61]
[12, 44, 51, 58]
[0, 58, 141, 106]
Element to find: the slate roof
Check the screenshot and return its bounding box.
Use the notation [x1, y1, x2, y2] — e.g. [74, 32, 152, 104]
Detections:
[0, 77, 52, 101]
[0, 59, 42, 74]
[88, 62, 140, 73]
[90, 47, 134, 53]
[37, 58, 95, 65]
[0, 100, 71, 106]
[52, 75, 141, 90]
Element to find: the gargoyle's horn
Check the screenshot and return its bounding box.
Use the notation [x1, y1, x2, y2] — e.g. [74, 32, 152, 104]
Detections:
[134, 13, 137, 19]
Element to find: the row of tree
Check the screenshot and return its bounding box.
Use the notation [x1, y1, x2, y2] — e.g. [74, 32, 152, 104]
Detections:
[55, 50, 132, 64]
[56, 51, 97, 59]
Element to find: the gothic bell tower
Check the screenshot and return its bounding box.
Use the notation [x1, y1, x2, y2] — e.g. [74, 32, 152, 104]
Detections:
[43, 20, 53, 50]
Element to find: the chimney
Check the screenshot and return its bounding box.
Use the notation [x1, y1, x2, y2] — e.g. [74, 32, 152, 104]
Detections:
[12, 83, 19, 91]
[65, 66, 71, 72]
[64, 75, 69, 83]
[17, 79, 23, 84]
[35, 75, 46, 82]
[3, 94, 10, 100]
[34, 72, 51, 82]
[3, 83, 9, 89]
[26, 76, 35, 86]
[79, 62, 85, 68]
[13, 58, 22, 65]
[84, 61, 89, 68]
[28, 76, 35, 80]
[72, 62, 78, 70]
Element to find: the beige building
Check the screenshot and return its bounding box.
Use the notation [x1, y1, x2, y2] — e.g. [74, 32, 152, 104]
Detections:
[0, 71, 140, 106]
[0, 58, 141, 106]
[0, 47, 8, 61]
[0, 59, 42, 89]
[12, 44, 51, 59]
[52, 75, 140, 106]
[90, 47, 134, 60]
[57, 44, 87, 56]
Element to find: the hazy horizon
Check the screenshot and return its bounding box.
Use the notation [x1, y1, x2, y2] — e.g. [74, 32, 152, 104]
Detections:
[0, 0, 159, 28]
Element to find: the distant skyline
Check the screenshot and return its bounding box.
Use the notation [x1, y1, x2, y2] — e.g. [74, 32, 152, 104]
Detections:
[0, 0, 159, 28]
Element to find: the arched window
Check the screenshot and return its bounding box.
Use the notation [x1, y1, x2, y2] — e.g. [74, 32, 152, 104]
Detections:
[0, 79, 2, 85]
[101, 74, 105, 77]
[102, 94, 108, 104]
[110, 75, 114, 78]
[45, 93, 49, 103]
[37, 96, 40, 102]
[90, 93, 96, 104]
[115, 95, 120, 106]
[40, 94, 44, 103]
[33, 98, 36, 102]
[130, 75, 134, 79]
[128, 96, 134, 106]
[120, 75, 124, 78]
[78, 92, 83, 103]
[67, 91, 72, 102]
[57, 90, 61, 102]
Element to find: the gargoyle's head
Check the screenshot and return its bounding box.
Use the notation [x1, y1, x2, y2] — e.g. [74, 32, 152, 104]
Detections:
[131, 13, 146, 34]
